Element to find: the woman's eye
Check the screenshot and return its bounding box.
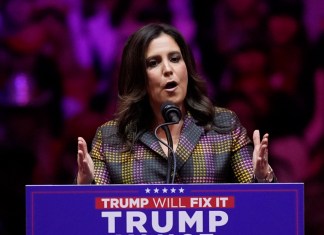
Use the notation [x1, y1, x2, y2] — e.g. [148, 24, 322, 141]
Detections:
[146, 59, 158, 68]
[170, 55, 181, 63]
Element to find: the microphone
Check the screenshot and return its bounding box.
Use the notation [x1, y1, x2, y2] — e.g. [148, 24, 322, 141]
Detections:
[161, 101, 182, 123]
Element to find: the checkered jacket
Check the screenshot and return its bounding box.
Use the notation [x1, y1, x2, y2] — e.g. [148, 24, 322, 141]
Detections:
[90, 107, 255, 184]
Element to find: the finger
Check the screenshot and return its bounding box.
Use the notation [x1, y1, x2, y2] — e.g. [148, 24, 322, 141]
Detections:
[78, 137, 89, 155]
[77, 137, 89, 171]
[260, 135, 269, 149]
[261, 133, 269, 144]
[77, 149, 85, 171]
[260, 134, 269, 159]
[77, 137, 85, 162]
[260, 144, 267, 156]
[259, 144, 268, 159]
[253, 130, 261, 146]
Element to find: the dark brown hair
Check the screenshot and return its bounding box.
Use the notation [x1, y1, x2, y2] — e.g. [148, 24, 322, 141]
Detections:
[116, 23, 215, 148]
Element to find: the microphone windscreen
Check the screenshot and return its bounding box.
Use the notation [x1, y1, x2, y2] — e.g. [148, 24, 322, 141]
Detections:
[161, 102, 181, 123]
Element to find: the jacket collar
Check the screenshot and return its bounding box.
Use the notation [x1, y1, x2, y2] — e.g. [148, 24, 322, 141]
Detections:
[139, 114, 204, 169]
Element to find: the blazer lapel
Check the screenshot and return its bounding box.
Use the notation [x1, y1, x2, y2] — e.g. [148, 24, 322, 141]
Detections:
[139, 131, 167, 159]
[138, 114, 204, 167]
[175, 115, 204, 170]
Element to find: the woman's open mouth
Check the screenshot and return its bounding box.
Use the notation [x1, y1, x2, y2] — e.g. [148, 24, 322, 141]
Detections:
[164, 81, 178, 91]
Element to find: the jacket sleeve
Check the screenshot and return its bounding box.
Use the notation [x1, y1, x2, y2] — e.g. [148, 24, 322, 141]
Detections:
[90, 126, 111, 184]
[228, 111, 255, 183]
[229, 111, 278, 183]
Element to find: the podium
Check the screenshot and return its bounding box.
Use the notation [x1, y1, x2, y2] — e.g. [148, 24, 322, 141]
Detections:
[26, 183, 304, 235]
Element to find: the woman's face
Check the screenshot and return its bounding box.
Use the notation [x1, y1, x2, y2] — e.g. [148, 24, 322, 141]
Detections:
[145, 33, 188, 114]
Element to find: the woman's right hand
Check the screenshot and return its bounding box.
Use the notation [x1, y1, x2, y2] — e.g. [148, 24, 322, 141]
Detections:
[77, 137, 94, 184]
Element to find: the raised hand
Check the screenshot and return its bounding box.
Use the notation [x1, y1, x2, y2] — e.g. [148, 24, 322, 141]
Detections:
[252, 130, 273, 182]
[77, 137, 94, 184]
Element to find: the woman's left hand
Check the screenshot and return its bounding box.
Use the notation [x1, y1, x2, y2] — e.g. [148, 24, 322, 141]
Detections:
[252, 130, 271, 181]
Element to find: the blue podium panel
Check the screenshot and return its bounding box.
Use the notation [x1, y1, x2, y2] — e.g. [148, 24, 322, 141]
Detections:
[26, 183, 304, 235]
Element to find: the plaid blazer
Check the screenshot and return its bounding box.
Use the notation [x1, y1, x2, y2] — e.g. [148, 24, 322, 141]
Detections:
[90, 107, 255, 184]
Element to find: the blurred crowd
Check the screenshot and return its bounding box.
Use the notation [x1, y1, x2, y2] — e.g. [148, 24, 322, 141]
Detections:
[0, 0, 323, 234]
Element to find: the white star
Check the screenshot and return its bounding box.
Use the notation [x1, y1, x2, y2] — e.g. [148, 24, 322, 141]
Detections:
[154, 187, 159, 193]
[179, 187, 185, 193]
[170, 187, 176, 193]
[162, 187, 168, 193]
[145, 188, 151, 193]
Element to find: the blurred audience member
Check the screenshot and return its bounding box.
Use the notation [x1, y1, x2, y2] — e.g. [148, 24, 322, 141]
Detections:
[213, 0, 268, 56]
[265, 2, 313, 137]
[303, 0, 324, 43]
[270, 68, 324, 235]
[194, 0, 268, 100]
[219, 43, 270, 137]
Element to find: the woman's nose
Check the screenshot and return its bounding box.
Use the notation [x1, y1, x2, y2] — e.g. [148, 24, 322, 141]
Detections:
[162, 61, 173, 77]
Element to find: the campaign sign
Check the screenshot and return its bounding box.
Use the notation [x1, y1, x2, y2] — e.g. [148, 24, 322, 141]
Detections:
[26, 183, 304, 235]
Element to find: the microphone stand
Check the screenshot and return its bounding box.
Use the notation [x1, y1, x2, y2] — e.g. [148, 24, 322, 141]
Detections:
[154, 122, 177, 184]
[157, 101, 181, 184]
[162, 125, 173, 184]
